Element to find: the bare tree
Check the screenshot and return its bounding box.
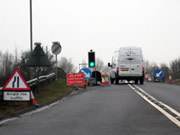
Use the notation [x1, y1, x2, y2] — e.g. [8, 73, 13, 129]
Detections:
[0, 51, 15, 86]
[144, 60, 160, 80]
[41, 46, 56, 75]
[95, 57, 110, 73]
[0, 47, 57, 86]
[144, 59, 171, 81]
[96, 58, 104, 72]
[170, 58, 180, 73]
[80, 59, 88, 68]
[144, 59, 150, 72]
[14, 47, 19, 68]
[0, 51, 3, 82]
[18, 51, 31, 80]
[58, 57, 77, 73]
[2, 52, 14, 76]
[160, 63, 169, 80]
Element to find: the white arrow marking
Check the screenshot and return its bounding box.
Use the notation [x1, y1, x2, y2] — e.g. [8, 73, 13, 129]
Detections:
[80, 70, 90, 78]
[156, 71, 162, 77]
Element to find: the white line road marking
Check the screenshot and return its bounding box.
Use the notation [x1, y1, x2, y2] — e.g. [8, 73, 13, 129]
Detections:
[128, 84, 135, 90]
[80, 70, 90, 78]
[156, 71, 162, 77]
[0, 90, 81, 126]
[160, 102, 180, 118]
[0, 118, 18, 125]
[134, 85, 180, 118]
[128, 84, 180, 128]
[134, 85, 159, 103]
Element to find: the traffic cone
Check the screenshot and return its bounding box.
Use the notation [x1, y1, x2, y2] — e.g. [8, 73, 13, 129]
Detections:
[101, 74, 106, 87]
[30, 91, 39, 107]
[168, 73, 173, 83]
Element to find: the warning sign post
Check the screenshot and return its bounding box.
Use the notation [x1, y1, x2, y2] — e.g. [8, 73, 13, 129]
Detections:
[3, 69, 31, 101]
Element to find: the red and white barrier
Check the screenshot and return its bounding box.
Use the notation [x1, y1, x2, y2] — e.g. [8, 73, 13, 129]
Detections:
[101, 74, 106, 86]
[168, 73, 173, 83]
[101, 73, 110, 86]
[145, 72, 149, 81]
[104, 73, 110, 86]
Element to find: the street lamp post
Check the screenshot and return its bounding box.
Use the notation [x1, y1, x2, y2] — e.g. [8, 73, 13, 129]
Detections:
[30, 0, 33, 52]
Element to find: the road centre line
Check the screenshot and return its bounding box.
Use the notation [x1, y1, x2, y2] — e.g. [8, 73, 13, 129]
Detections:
[128, 84, 180, 128]
[134, 85, 180, 118]
[133, 85, 157, 101]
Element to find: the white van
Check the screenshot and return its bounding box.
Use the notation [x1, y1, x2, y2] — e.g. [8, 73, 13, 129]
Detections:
[108, 47, 144, 84]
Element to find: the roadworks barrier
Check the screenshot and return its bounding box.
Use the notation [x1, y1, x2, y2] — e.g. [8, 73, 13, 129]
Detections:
[101, 73, 110, 87]
[168, 73, 173, 83]
[104, 73, 110, 86]
[145, 72, 149, 81]
[101, 74, 106, 87]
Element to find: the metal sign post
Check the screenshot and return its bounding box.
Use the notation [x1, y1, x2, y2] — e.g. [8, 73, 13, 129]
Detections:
[51, 42, 62, 80]
[56, 54, 58, 80]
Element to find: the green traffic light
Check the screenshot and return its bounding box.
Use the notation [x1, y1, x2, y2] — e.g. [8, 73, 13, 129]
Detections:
[90, 62, 95, 67]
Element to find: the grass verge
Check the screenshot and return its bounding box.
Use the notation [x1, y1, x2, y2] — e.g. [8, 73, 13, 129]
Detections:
[0, 79, 74, 120]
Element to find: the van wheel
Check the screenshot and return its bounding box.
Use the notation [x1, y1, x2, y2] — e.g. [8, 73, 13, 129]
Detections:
[140, 78, 144, 85]
[135, 80, 138, 84]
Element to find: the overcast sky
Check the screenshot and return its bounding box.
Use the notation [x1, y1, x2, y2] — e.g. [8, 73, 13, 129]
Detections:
[0, 0, 180, 67]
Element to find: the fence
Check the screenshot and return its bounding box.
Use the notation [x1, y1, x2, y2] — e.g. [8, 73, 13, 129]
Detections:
[0, 73, 56, 100]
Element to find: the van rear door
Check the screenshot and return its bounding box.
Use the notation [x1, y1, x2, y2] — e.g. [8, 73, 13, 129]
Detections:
[130, 48, 143, 76]
[119, 56, 132, 76]
[119, 48, 143, 77]
[130, 56, 143, 76]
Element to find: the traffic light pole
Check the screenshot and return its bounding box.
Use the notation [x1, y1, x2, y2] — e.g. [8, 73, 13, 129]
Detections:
[30, 0, 33, 52]
[95, 66, 97, 85]
[88, 50, 97, 85]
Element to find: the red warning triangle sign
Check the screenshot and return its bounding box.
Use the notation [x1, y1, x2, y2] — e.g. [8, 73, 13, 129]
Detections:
[3, 69, 30, 91]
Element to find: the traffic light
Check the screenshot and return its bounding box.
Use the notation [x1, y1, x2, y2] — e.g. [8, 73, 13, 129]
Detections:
[88, 51, 95, 68]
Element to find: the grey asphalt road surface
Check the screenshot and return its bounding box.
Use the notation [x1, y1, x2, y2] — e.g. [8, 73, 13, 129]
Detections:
[139, 82, 180, 113]
[0, 84, 180, 135]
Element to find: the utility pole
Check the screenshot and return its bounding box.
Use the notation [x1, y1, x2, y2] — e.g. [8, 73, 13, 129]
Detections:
[30, 0, 33, 52]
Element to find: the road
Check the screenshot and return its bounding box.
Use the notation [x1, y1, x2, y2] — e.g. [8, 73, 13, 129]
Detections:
[139, 82, 180, 113]
[0, 83, 180, 135]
